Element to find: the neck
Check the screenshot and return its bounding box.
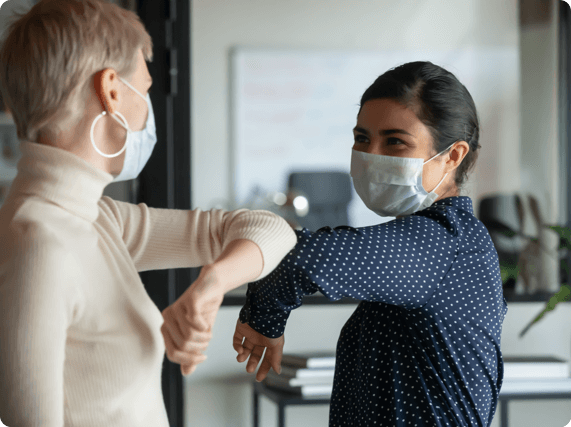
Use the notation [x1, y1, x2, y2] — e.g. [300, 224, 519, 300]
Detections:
[435, 183, 459, 202]
[37, 112, 126, 176]
[9, 141, 114, 222]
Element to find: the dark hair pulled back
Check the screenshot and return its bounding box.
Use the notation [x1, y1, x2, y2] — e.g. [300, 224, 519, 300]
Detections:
[359, 61, 481, 190]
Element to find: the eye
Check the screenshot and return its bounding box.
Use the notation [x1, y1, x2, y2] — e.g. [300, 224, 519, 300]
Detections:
[354, 134, 369, 144]
[387, 137, 404, 145]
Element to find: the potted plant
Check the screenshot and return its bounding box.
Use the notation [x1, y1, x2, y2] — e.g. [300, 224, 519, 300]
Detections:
[479, 193, 571, 337]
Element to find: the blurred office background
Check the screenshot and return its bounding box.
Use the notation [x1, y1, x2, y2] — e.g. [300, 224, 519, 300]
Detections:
[1, 0, 571, 426]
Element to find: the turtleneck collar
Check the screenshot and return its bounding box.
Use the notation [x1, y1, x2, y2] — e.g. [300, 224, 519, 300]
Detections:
[8, 141, 114, 223]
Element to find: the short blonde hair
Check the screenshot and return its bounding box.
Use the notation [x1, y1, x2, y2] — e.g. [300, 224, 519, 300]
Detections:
[0, 0, 153, 142]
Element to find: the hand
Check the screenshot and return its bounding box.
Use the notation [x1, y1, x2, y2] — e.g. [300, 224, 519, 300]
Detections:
[161, 265, 224, 376]
[233, 319, 284, 382]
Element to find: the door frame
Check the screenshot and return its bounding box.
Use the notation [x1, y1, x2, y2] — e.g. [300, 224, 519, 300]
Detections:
[136, 1, 194, 426]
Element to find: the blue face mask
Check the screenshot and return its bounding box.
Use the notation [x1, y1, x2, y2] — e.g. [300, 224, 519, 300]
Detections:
[90, 76, 157, 182]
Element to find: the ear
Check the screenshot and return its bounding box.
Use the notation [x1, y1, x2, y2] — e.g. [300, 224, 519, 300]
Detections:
[93, 69, 121, 115]
[444, 141, 470, 173]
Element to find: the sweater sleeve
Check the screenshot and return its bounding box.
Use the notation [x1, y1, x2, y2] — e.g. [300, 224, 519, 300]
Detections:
[0, 222, 84, 427]
[98, 197, 297, 278]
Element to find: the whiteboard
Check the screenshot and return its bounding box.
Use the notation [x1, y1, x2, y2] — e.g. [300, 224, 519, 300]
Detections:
[230, 47, 518, 227]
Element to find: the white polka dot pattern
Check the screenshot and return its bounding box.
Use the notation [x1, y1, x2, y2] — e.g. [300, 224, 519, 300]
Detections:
[240, 196, 508, 426]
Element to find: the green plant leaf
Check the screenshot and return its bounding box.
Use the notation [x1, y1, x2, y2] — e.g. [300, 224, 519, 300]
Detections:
[519, 284, 571, 337]
[500, 263, 519, 283]
[499, 229, 518, 238]
[538, 284, 570, 316]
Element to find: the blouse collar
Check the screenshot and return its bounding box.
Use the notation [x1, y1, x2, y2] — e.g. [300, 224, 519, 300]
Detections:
[432, 196, 474, 214]
[7, 141, 114, 223]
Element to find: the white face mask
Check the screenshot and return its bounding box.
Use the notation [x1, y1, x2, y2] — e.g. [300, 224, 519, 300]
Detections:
[350, 145, 453, 217]
[90, 76, 157, 182]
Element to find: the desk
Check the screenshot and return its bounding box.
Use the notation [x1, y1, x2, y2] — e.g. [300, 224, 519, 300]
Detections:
[252, 381, 330, 427]
[253, 378, 571, 427]
[498, 378, 571, 427]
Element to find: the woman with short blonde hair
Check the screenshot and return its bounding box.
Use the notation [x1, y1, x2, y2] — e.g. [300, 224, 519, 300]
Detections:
[0, 1, 297, 426]
[1, 0, 152, 144]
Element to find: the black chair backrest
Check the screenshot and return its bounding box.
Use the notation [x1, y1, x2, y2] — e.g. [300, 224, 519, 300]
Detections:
[288, 171, 352, 231]
[478, 193, 526, 266]
[478, 194, 524, 236]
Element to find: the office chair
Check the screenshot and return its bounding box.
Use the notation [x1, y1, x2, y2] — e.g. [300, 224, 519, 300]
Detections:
[478, 194, 527, 293]
[287, 171, 352, 232]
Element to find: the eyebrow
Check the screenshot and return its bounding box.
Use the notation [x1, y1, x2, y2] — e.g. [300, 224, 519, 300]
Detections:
[353, 126, 414, 137]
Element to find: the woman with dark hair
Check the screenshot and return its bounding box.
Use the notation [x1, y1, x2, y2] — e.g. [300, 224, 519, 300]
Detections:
[228, 61, 508, 426]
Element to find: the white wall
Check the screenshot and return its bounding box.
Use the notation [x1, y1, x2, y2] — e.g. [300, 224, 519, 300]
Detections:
[0, 0, 31, 40]
[520, 0, 562, 225]
[191, 0, 521, 213]
[189, 1, 568, 427]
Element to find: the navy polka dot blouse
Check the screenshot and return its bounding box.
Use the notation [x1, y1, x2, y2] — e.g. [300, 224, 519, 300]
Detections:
[240, 196, 508, 426]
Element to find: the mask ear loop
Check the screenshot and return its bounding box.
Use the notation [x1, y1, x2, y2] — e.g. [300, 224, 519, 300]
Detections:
[119, 76, 148, 102]
[423, 142, 456, 165]
[431, 172, 449, 194]
[423, 142, 456, 193]
[90, 70, 151, 159]
[118, 76, 151, 129]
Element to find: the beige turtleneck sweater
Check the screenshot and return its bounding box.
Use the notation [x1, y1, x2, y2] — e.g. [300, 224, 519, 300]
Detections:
[0, 141, 297, 427]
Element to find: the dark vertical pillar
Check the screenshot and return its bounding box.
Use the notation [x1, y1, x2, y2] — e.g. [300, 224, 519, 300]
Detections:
[560, 1, 571, 286]
[136, 1, 194, 425]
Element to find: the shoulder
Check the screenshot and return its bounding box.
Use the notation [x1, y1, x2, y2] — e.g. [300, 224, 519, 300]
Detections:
[1, 218, 85, 327]
[1, 197, 89, 270]
[412, 196, 482, 238]
[97, 195, 142, 233]
[291, 197, 475, 245]
[5, 215, 70, 267]
[1, 211, 83, 307]
[97, 195, 123, 229]
[97, 195, 124, 221]
[2, 198, 86, 291]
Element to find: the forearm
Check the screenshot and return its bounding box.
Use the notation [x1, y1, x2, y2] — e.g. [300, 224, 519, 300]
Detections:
[238, 243, 307, 338]
[194, 239, 264, 295]
[162, 239, 264, 371]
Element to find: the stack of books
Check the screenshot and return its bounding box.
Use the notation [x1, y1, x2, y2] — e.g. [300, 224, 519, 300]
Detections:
[263, 352, 336, 397]
[503, 356, 570, 379]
